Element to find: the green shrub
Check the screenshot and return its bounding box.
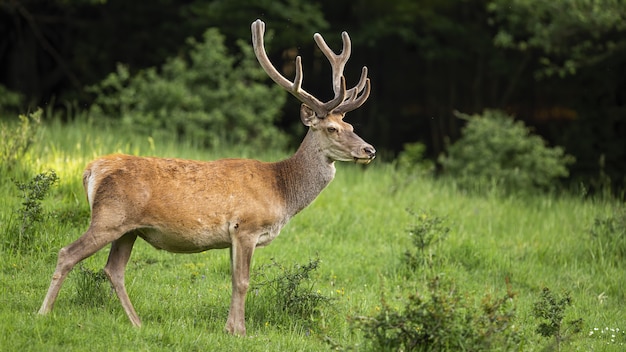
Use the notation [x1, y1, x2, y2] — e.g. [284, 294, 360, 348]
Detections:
[353, 276, 519, 351]
[71, 264, 112, 308]
[403, 209, 449, 270]
[87, 28, 288, 149]
[250, 257, 334, 330]
[0, 109, 42, 171]
[3, 170, 59, 252]
[396, 142, 435, 174]
[439, 110, 575, 193]
[532, 287, 583, 351]
[588, 208, 626, 266]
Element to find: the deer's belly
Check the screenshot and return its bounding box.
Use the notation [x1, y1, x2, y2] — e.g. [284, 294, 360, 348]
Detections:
[137, 227, 231, 253]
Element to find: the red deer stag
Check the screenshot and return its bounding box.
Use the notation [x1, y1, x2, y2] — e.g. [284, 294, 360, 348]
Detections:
[38, 19, 374, 336]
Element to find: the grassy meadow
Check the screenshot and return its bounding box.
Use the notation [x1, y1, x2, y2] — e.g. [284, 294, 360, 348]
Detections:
[0, 119, 624, 351]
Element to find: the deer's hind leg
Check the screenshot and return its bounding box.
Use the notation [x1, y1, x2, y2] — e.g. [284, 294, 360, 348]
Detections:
[103, 231, 140, 327]
[38, 226, 122, 316]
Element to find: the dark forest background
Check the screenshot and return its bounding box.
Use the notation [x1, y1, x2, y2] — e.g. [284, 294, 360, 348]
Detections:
[1, 0, 625, 192]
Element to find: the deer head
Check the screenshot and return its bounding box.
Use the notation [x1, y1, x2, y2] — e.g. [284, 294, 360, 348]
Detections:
[251, 19, 375, 164]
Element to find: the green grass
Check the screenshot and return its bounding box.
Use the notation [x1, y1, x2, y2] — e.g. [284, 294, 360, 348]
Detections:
[0, 119, 624, 351]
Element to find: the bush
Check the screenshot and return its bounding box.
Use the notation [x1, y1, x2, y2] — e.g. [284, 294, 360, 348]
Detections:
[71, 264, 113, 308]
[439, 110, 575, 193]
[396, 142, 435, 174]
[3, 170, 59, 252]
[0, 109, 42, 171]
[353, 276, 518, 351]
[588, 208, 626, 266]
[251, 257, 333, 323]
[532, 287, 583, 351]
[87, 28, 288, 149]
[403, 209, 449, 270]
[249, 257, 334, 335]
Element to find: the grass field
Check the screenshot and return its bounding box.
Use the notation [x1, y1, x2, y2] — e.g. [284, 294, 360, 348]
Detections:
[0, 119, 624, 351]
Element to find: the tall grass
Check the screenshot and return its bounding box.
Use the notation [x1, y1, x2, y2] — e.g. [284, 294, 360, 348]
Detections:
[0, 119, 624, 351]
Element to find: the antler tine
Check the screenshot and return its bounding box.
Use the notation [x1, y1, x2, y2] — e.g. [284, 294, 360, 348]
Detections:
[313, 32, 351, 98]
[348, 66, 368, 98]
[251, 19, 327, 116]
[335, 66, 371, 114]
[334, 82, 371, 115]
[314, 31, 370, 114]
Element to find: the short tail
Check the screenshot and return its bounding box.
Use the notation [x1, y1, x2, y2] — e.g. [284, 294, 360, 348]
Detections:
[83, 168, 94, 210]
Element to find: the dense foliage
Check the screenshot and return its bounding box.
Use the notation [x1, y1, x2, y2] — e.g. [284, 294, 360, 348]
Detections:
[489, 0, 626, 78]
[4, 170, 58, 253]
[532, 287, 583, 351]
[87, 29, 288, 149]
[0, 110, 41, 172]
[439, 110, 575, 193]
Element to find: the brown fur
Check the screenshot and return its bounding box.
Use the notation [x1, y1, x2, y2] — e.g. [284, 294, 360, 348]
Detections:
[38, 21, 375, 336]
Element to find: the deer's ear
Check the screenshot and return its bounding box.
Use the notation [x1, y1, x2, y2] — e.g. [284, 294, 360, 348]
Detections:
[300, 104, 318, 126]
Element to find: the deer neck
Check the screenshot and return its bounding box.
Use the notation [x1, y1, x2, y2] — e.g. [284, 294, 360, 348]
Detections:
[274, 129, 336, 217]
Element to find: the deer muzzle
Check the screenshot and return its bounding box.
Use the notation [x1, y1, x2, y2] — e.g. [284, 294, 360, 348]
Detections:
[353, 144, 376, 164]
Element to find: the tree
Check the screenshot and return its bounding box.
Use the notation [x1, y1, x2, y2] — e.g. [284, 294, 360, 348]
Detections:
[488, 0, 626, 78]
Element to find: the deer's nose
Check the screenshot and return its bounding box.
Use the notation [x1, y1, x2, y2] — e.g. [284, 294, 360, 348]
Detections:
[363, 145, 376, 159]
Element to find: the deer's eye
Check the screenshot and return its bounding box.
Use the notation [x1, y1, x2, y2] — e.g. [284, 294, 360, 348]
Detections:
[327, 127, 338, 133]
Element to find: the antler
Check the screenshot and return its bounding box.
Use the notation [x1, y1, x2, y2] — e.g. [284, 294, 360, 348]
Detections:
[312, 33, 371, 114]
[251, 19, 370, 117]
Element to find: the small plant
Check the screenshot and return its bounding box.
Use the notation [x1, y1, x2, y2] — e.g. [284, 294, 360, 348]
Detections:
[251, 257, 334, 326]
[352, 276, 519, 351]
[4, 170, 59, 252]
[588, 208, 626, 266]
[396, 142, 434, 174]
[476, 280, 520, 349]
[390, 144, 435, 195]
[404, 209, 450, 270]
[439, 109, 575, 194]
[0, 109, 42, 171]
[71, 264, 112, 308]
[532, 287, 583, 351]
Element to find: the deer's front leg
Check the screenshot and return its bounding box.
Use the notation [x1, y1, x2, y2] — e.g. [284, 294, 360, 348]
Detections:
[225, 228, 256, 336]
